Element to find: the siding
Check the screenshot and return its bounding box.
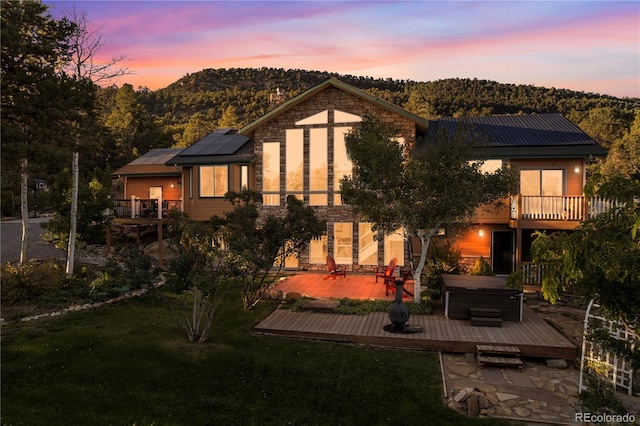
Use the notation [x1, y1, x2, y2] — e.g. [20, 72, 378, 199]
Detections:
[125, 176, 182, 200]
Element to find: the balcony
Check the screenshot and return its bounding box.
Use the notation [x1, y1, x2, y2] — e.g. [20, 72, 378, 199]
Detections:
[509, 195, 617, 229]
[111, 198, 182, 220]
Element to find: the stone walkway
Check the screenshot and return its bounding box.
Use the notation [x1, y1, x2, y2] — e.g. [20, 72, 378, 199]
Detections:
[443, 353, 581, 424]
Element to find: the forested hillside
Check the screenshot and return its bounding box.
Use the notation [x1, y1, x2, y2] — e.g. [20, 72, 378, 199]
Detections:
[125, 67, 638, 150]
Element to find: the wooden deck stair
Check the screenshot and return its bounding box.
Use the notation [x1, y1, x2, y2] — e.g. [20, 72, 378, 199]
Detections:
[476, 344, 523, 370]
[470, 308, 503, 327]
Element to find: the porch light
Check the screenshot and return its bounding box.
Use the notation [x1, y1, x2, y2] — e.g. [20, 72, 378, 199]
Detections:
[574, 165, 581, 174]
[478, 228, 484, 237]
[170, 183, 175, 188]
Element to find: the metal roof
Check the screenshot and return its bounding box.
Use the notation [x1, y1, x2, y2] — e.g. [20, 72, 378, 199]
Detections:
[114, 148, 184, 176]
[166, 128, 254, 166]
[430, 113, 607, 158]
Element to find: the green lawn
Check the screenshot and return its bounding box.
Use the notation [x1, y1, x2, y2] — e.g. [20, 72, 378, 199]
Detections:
[1, 289, 510, 425]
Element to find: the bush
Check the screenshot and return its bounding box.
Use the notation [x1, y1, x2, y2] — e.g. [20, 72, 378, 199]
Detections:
[506, 269, 524, 290]
[89, 250, 156, 300]
[1, 261, 67, 305]
[470, 256, 494, 276]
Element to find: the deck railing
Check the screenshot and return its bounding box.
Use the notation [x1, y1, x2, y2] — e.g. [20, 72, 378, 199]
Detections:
[511, 195, 617, 222]
[111, 197, 182, 219]
[521, 262, 547, 286]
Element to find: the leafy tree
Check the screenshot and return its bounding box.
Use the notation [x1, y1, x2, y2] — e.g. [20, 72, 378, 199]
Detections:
[42, 166, 112, 247]
[531, 174, 639, 369]
[1, 1, 80, 264]
[221, 190, 325, 309]
[340, 114, 515, 302]
[218, 105, 241, 128]
[173, 112, 216, 148]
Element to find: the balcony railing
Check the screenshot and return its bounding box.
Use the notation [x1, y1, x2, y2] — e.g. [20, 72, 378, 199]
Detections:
[111, 197, 182, 219]
[510, 195, 618, 222]
[521, 262, 547, 286]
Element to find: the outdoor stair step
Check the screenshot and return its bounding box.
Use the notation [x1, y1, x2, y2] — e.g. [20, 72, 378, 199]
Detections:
[476, 345, 521, 357]
[470, 316, 503, 327]
[469, 308, 502, 318]
[477, 355, 524, 369]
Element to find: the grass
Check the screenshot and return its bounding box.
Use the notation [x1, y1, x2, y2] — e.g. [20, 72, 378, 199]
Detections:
[1, 288, 510, 425]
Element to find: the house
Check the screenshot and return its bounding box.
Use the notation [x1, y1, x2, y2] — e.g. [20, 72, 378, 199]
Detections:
[111, 77, 607, 275]
[234, 78, 431, 271]
[165, 128, 255, 221]
[112, 148, 184, 218]
[430, 114, 607, 275]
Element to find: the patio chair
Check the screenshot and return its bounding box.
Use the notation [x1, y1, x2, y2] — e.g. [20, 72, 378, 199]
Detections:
[375, 257, 397, 285]
[324, 256, 347, 280]
[385, 270, 414, 298]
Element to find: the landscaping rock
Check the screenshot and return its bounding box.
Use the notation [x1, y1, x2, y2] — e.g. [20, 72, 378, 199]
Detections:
[545, 358, 568, 369]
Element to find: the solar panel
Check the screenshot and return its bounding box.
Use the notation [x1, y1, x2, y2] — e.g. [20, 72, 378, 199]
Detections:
[180, 131, 250, 156]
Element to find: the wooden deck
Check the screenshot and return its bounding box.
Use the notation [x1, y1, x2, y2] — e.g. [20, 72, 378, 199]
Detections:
[257, 273, 578, 360]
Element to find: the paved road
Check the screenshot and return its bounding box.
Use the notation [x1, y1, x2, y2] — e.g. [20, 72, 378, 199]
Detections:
[1, 217, 67, 263]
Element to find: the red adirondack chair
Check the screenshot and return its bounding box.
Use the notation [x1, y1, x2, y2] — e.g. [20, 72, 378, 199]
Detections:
[385, 270, 414, 298]
[324, 256, 347, 280]
[375, 257, 397, 286]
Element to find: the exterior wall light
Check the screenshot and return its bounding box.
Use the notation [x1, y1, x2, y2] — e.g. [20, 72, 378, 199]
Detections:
[478, 228, 484, 237]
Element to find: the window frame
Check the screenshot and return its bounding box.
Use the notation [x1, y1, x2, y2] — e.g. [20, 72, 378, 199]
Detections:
[199, 165, 229, 198]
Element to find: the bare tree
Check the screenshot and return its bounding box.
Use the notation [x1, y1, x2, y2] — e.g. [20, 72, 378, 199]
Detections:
[63, 7, 130, 275]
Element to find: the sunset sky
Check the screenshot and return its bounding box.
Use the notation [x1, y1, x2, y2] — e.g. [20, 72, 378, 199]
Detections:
[44, 1, 640, 98]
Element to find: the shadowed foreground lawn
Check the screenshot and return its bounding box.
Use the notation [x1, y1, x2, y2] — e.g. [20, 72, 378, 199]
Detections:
[1, 290, 511, 425]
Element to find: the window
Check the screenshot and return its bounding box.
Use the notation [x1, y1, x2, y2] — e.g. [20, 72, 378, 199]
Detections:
[520, 169, 565, 219]
[263, 142, 280, 205]
[333, 222, 353, 264]
[309, 235, 327, 264]
[309, 128, 328, 205]
[469, 159, 503, 174]
[286, 129, 304, 200]
[384, 228, 404, 267]
[240, 165, 249, 190]
[334, 127, 352, 205]
[520, 169, 563, 196]
[358, 222, 377, 265]
[199, 166, 228, 197]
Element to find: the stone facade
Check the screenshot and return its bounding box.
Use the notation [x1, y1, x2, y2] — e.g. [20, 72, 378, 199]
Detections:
[252, 86, 419, 271]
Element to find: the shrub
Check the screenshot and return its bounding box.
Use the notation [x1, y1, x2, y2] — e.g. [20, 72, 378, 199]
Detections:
[506, 269, 524, 290]
[89, 250, 156, 300]
[1, 261, 67, 305]
[469, 256, 494, 276]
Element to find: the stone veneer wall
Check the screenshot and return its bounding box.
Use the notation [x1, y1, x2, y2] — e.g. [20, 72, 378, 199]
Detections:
[252, 86, 418, 271]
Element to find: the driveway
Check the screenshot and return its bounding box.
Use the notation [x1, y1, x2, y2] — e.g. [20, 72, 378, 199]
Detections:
[1, 217, 67, 263]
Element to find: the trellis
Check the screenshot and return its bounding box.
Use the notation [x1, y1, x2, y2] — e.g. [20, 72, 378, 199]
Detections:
[579, 298, 636, 395]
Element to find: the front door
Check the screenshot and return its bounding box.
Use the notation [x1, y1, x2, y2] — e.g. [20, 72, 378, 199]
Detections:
[492, 230, 514, 275]
[149, 186, 163, 200]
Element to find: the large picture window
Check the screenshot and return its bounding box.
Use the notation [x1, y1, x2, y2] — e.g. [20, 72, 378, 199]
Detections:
[199, 166, 228, 197]
[384, 228, 404, 267]
[286, 129, 304, 200]
[334, 222, 353, 264]
[334, 126, 352, 205]
[263, 142, 280, 205]
[358, 222, 377, 265]
[309, 128, 328, 205]
[309, 235, 328, 264]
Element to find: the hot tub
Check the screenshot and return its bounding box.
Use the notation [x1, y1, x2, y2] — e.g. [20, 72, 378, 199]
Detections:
[442, 274, 523, 321]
